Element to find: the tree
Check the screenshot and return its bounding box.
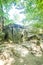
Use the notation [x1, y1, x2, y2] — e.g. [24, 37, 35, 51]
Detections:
[0, 0, 20, 31]
[0, 0, 43, 31]
[21, 0, 43, 27]
[0, 0, 4, 31]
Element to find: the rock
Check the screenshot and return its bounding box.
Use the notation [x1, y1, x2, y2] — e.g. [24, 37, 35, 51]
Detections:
[40, 42, 43, 51]
[36, 46, 41, 51]
[30, 39, 37, 43]
[34, 51, 42, 57]
[31, 43, 37, 50]
[31, 43, 42, 57]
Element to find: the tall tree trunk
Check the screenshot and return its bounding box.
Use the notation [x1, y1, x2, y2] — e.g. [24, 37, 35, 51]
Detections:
[12, 26, 14, 41]
[1, 16, 4, 31]
[0, 1, 4, 31]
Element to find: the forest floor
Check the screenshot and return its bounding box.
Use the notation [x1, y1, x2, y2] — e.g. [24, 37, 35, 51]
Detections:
[0, 39, 43, 65]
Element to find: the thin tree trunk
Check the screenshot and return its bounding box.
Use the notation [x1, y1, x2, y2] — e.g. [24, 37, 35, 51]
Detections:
[0, 2, 4, 31]
[12, 26, 14, 41]
[1, 16, 4, 31]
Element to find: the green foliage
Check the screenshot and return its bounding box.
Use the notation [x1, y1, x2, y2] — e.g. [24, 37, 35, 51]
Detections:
[33, 22, 43, 28]
[0, 0, 43, 42]
[0, 0, 43, 27]
[0, 0, 20, 27]
[0, 31, 5, 41]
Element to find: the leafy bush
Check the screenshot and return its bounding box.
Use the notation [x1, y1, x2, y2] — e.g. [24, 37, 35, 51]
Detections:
[0, 31, 5, 41]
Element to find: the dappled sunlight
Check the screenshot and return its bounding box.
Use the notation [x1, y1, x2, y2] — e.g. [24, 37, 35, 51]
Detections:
[20, 48, 29, 57]
[7, 44, 14, 48]
[14, 45, 29, 57]
[39, 28, 43, 34]
[0, 0, 43, 65]
[0, 47, 15, 65]
[7, 44, 29, 57]
[8, 4, 25, 25]
[0, 60, 5, 65]
[31, 4, 36, 8]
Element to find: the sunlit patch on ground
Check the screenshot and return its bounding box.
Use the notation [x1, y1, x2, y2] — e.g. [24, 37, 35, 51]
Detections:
[0, 44, 28, 65]
[0, 44, 15, 65]
[11, 44, 29, 57]
[0, 54, 14, 65]
[0, 41, 43, 65]
[20, 47, 29, 57]
[0, 60, 5, 65]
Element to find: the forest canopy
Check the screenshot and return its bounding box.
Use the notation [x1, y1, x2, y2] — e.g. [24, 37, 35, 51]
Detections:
[0, 0, 43, 28]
